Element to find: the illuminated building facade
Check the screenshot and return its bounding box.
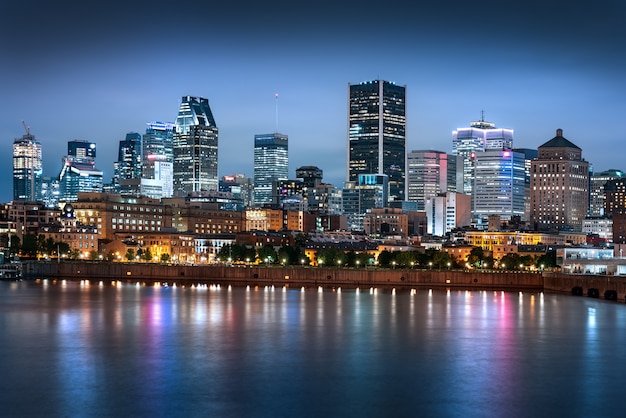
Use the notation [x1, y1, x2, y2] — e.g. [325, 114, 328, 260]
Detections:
[425, 192, 472, 236]
[58, 160, 103, 202]
[589, 169, 624, 217]
[472, 149, 526, 224]
[70, 192, 172, 240]
[363, 207, 408, 237]
[173, 96, 219, 196]
[452, 117, 514, 194]
[13, 129, 43, 201]
[254, 133, 288, 205]
[219, 174, 254, 208]
[342, 174, 389, 231]
[530, 129, 589, 231]
[39, 204, 99, 256]
[348, 80, 406, 202]
[272, 179, 305, 210]
[67, 140, 96, 160]
[604, 178, 626, 216]
[512, 148, 539, 222]
[113, 132, 142, 193]
[162, 197, 243, 234]
[143, 122, 174, 198]
[406, 150, 461, 210]
[58, 140, 102, 202]
[41, 176, 60, 208]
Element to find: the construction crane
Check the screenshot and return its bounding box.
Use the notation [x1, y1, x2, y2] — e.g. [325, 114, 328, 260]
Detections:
[22, 119, 30, 136]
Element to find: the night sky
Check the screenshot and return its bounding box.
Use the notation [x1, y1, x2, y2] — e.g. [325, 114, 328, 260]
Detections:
[1, 1, 625, 203]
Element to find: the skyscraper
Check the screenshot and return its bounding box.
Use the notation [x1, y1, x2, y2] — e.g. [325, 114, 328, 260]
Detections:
[12, 126, 43, 201]
[589, 169, 624, 217]
[67, 140, 96, 160]
[348, 80, 406, 202]
[113, 132, 142, 191]
[530, 129, 589, 231]
[452, 117, 514, 194]
[173, 96, 219, 196]
[472, 149, 526, 224]
[406, 150, 461, 210]
[143, 122, 174, 198]
[512, 148, 539, 222]
[254, 133, 288, 205]
[58, 140, 103, 202]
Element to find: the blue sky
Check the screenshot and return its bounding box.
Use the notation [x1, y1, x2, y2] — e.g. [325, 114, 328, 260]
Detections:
[1, 1, 625, 203]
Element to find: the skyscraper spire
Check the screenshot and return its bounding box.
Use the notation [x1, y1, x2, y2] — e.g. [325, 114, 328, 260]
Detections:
[275, 93, 279, 133]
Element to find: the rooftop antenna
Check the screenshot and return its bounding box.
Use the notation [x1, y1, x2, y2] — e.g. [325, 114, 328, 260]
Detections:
[480, 110, 485, 122]
[275, 93, 279, 133]
[22, 119, 30, 136]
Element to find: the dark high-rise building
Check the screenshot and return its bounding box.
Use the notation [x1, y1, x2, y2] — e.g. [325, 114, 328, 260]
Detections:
[58, 140, 103, 202]
[295, 166, 323, 189]
[254, 133, 288, 205]
[530, 129, 589, 231]
[348, 80, 406, 202]
[604, 178, 626, 216]
[12, 127, 43, 201]
[143, 122, 174, 198]
[113, 133, 142, 188]
[68, 140, 96, 160]
[590, 169, 624, 217]
[173, 96, 219, 196]
[513, 148, 539, 222]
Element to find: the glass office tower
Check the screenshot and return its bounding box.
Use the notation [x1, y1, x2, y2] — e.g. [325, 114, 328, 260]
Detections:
[67, 140, 96, 160]
[348, 80, 406, 202]
[173, 96, 219, 196]
[114, 132, 142, 183]
[472, 149, 526, 224]
[143, 122, 174, 198]
[13, 128, 43, 201]
[254, 133, 288, 205]
[452, 118, 514, 195]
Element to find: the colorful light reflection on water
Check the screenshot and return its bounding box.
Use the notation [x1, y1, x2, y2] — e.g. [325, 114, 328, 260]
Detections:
[1, 280, 626, 417]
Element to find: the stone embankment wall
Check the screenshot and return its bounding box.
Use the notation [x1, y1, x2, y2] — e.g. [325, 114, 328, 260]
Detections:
[543, 272, 626, 298]
[23, 262, 544, 291]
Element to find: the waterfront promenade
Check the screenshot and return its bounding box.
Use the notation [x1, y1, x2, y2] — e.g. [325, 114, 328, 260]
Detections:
[21, 261, 626, 299]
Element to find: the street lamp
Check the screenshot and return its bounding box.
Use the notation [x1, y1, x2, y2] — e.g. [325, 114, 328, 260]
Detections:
[447, 262, 451, 270]
[392, 261, 396, 269]
[429, 261, 432, 270]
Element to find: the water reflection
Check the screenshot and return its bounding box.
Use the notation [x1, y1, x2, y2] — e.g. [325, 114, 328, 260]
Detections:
[1, 281, 626, 417]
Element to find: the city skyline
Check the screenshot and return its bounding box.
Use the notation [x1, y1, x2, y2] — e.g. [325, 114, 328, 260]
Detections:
[2, 1, 625, 204]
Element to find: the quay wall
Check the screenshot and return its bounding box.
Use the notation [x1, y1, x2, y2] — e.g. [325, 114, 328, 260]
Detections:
[24, 262, 544, 291]
[543, 272, 626, 297]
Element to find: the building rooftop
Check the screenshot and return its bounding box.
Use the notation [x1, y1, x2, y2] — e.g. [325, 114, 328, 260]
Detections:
[539, 129, 581, 149]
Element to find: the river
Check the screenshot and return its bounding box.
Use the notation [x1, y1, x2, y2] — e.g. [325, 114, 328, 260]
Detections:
[1, 279, 625, 417]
